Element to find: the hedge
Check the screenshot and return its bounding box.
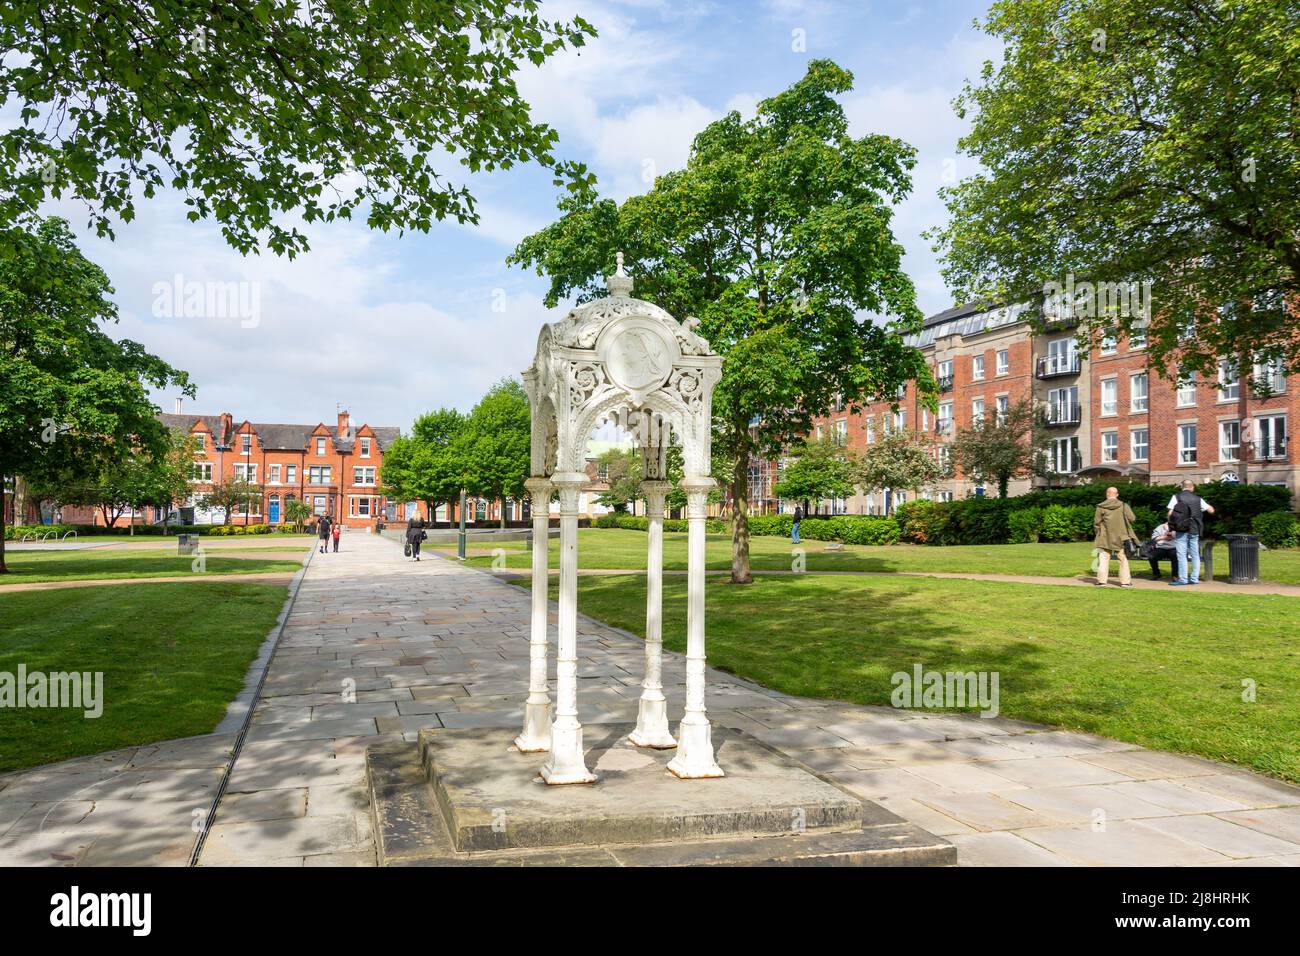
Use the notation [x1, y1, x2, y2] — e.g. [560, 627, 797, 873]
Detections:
[592, 510, 900, 545]
[1252, 511, 1300, 549]
[4, 522, 305, 540]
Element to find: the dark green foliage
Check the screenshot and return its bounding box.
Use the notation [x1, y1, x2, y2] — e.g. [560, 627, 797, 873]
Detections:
[1252, 511, 1299, 550]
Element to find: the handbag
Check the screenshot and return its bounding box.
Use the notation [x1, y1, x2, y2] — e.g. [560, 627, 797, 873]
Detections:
[404, 542, 412, 557]
[1123, 539, 1139, 560]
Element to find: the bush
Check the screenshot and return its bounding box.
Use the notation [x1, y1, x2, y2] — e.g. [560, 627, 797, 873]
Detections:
[1007, 508, 1043, 544]
[1252, 511, 1300, 549]
[799, 516, 900, 546]
[1039, 504, 1093, 542]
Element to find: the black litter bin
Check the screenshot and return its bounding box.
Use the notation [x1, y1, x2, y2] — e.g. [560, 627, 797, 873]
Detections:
[1224, 534, 1261, 584]
[177, 533, 198, 555]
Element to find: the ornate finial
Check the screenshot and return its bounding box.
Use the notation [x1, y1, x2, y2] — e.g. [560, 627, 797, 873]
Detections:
[607, 250, 634, 297]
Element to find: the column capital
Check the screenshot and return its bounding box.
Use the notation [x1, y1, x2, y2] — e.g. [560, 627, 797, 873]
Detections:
[679, 475, 715, 515]
[524, 476, 552, 496]
[640, 479, 671, 514]
[548, 471, 587, 490]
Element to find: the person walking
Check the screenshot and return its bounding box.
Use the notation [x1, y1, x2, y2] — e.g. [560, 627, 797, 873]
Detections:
[317, 515, 332, 554]
[1093, 486, 1139, 587]
[791, 505, 804, 545]
[1167, 479, 1215, 586]
[405, 515, 426, 561]
[331, 522, 341, 553]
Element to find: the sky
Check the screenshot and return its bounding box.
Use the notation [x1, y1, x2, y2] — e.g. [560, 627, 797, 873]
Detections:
[36, 0, 999, 432]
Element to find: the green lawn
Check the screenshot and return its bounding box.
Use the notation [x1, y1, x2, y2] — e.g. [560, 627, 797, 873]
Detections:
[0, 549, 304, 583]
[0, 582, 288, 771]
[528, 573, 1300, 783]
[456, 527, 1300, 584]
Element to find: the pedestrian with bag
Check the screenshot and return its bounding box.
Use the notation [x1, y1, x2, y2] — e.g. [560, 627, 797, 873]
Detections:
[405, 515, 426, 561]
[1093, 486, 1140, 587]
[792, 505, 804, 545]
[317, 514, 332, 554]
[1167, 479, 1215, 586]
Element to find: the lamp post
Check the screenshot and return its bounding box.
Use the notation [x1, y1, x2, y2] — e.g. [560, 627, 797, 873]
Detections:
[457, 488, 467, 560]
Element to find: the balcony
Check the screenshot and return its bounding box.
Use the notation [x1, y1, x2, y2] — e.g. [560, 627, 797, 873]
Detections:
[934, 419, 954, 437]
[1253, 440, 1289, 462]
[1036, 355, 1082, 379]
[936, 375, 954, 393]
[1045, 403, 1082, 427]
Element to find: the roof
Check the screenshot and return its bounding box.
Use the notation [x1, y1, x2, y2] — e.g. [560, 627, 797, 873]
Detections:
[908, 300, 1035, 348]
[159, 412, 402, 452]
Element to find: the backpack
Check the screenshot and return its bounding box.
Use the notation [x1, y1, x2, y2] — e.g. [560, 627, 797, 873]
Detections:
[1169, 494, 1196, 533]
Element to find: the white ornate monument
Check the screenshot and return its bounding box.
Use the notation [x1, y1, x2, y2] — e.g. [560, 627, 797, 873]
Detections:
[518, 253, 724, 784]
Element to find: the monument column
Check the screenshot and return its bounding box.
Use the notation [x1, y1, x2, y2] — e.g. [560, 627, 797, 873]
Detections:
[629, 479, 675, 748]
[667, 475, 723, 778]
[514, 476, 553, 753]
[539, 472, 596, 784]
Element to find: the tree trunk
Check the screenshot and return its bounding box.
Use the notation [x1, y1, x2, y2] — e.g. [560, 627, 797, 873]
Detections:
[731, 449, 753, 585]
[998, 474, 1010, 498]
[499, 495, 507, 529]
[0, 466, 9, 574]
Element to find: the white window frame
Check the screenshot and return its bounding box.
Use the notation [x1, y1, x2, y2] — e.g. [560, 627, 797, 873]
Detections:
[1100, 430, 1118, 463]
[353, 466, 377, 486]
[194, 433, 206, 451]
[268, 463, 281, 484]
[971, 398, 985, 425]
[1100, 332, 1117, 355]
[1100, 377, 1118, 417]
[996, 349, 1009, 376]
[1219, 420, 1240, 462]
[1130, 428, 1149, 462]
[360, 437, 372, 458]
[1130, 372, 1148, 413]
[1255, 415, 1287, 459]
[1176, 373, 1198, 408]
[996, 395, 1009, 423]
[286, 464, 297, 484]
[234, 462, 257, 483]
[191, 462, 213, 483]
[316, 437, 327, 456]
[972, 355, 985, 381]
[241, 433, 251, 454]
[1178, 424, 1198, 464]
[1252, 359, 1287, 395]
[1217, 359, 1240, 401]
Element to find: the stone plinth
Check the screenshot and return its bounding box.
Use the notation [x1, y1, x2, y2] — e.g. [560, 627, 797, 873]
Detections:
[365, 725, 956, 867]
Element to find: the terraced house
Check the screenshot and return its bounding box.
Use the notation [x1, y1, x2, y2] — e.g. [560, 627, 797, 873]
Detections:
[787, 301, 1294, 515]
[166, 407, 401, 528]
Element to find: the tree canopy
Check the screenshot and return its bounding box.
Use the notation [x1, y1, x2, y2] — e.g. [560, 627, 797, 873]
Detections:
[380, 408, 467, 516]
[454, 379, 531, 526]
[511, 60, 929, 581]
[0, 217, 191, 570]
[855, 429, 948, 507]
[772, 437, 856, 507]
[949, 398, 1051, 499]
[932, 0, 1300, 381]
[1, 1, 596, 256]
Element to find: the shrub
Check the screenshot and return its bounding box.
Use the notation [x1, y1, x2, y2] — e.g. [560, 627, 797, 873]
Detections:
[1252, 511, 1299, 549]
[1039, 504, 1092, 542]
[1007, 508, 1043, 544]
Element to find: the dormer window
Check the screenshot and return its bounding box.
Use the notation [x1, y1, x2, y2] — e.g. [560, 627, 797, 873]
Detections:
[360, 438, 371, 458]
[316, 437, 327, 456]
[241, 433, 251, 454]
[194, 433, 206, 451]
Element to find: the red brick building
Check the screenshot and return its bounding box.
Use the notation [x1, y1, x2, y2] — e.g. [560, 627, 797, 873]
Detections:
[767, 301, 1294, 514]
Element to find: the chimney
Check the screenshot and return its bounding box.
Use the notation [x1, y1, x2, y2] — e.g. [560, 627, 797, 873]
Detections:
[174, 397, 183, 414]
[337, 408, 350, 437]
[220, 412, 233, 445]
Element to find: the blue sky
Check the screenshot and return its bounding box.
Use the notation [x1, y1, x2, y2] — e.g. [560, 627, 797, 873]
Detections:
[46, 0, 999, 431]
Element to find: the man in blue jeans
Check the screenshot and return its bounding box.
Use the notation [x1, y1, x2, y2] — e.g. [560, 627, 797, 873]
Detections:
[1167, 480, 1215, 585]
[791, 505, 803, 544]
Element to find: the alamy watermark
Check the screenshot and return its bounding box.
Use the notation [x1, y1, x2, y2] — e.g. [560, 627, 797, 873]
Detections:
[1, 666, 103, 718]
[1042, 273, 1152, 322]
[152, 273, 261, 328]
[891, 664, 1000, 718]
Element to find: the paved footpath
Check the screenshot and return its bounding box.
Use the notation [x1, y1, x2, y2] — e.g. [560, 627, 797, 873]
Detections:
[5, 530, 1299, 866]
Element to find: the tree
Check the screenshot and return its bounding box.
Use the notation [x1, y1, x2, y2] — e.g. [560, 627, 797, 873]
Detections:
[511, 60, 930, 582]
[454, 380, 531, 528]
[380, 409, 466, 520]
[773, 438, 857, 513]
[1, 2, 595, 257]
[0, 218, 191, 572]
[199, 477, 260, 525]
[593, 448, 641, 512]
[949, 399, 1052, 499]
[931, 0, 1300, 383]
[283, 498, 313, 533]
[855, 430, 948, 512]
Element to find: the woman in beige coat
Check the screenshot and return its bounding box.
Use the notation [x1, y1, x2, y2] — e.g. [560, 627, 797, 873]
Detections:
[1094, 486, 1139, 587]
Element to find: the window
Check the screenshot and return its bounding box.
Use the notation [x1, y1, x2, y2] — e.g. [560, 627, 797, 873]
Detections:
[1220, 421, 1240, 461]
[360, 438, 372, 458]
[268, 464, 281, 484]
[1048, 386, 1078, 424]
[234, 463, 257, 483]
[996, 395, 1009, 423]
[1217, 360, 1239, 401]
[241, 433, 251, 454]
[308, 465, 331, 485]
[353, 466, 376, 486]
[286, 464, 297, 484]
[834, 418, 847, 446]
[1051, 436, 1081, 474]
[1100, 332, 1117, 355]
[316, 437, 327, 456]
[892, 409, 905, 432]
[996, 350, 1009, 375]
[972, 355, 985, 380]
[1130, 373, 1148, 413]
[1252, 358, 1287, 395]
[865, 417, 876, 444]
[312, 495, 327, 516]
[1100, 378, 1118, 416]
[350, 496, 373, 517]
[937, 360, 953, 389]
[1131, 429, 1149, 461]
[191, 462, 213, 482]
[1176, 373, 1197, 407]
[920, 408, 929, 432]
[1178, 424, 1198, 463]
[971, 398, 985, 425]
[937, 402, 953, 435]
[1256, 415, 1287, 458]
[194, 433, 206, 451]
[1045, 338, 1077, 375]
[1101, 431, 1118, 463]
[1129, 322, 1147, 349]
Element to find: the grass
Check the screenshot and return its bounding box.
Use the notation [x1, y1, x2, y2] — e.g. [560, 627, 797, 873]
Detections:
[0, 549, 304, 583]
[0, 581, 288, 772]
[530, 573, 1300, 783]
[452, 527, 1300, 584]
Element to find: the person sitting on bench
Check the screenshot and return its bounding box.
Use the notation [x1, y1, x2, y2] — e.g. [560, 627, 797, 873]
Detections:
[1144, 521, 1178, 579]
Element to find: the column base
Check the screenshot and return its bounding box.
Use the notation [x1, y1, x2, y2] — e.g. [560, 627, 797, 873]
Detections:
[513, 702, 551, 753]
[666, 718, 724, 779]
[629, 697, 677, 749]
[539, 720, 596, 786]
